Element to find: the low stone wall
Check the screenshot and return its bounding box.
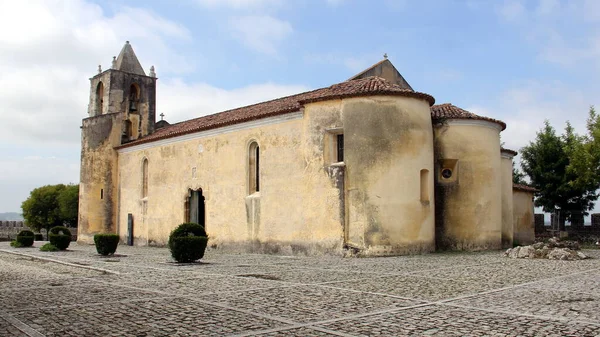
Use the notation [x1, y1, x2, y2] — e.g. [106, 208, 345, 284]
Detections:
[0, 221, 26, 241]
[0, 222, 78, 241]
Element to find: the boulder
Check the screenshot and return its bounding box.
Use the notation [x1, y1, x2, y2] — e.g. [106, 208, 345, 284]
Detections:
[547, 248, 587, 260]
[504, 245, 588, 260]
[517, 245, 536, 258]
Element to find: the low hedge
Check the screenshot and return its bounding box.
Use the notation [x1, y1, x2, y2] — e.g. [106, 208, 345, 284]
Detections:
[16, 230, 34, 247]
[168, 223, 208, 263]
[49, 226, 72, 250]
[94, 234, 120, 256]
[40, 243, 59, 252]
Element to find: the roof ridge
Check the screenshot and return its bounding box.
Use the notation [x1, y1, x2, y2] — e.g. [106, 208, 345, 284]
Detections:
[118, 76, 435, 149]
[347, 59, 388, 81]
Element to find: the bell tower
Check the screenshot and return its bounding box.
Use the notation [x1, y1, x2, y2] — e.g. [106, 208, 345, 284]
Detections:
[78, 41, 157, 243]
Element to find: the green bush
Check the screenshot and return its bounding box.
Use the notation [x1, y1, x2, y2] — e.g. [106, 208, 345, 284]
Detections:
[34, 233, 44, 241]
[94, 234, 120, 256]
[48, 226, 72, 250]
[40, 243, 59, 252]
[10, 240, 24, 248]
[168, 223, 208, 263]
[16, 230, 34, 247]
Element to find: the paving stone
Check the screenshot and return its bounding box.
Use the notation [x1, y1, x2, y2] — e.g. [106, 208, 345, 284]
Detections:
[317, 305, 600, 337]
[1, 283, 161, 313]
[118, 274, 287, 295]
[409, 258, 600, 287]
[0, 316, 28, 337]
[450, 287, 600, 323]
[251, 326, 342, 336]
[2, 242, 600, 336]
[531, 271, 600, 295]
[204, 284, 421, 323]
[11, 298, 285, 337]
[329, 274, 498, 301]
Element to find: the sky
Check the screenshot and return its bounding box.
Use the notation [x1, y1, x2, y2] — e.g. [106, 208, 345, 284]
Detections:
[0, 0, 599, 215]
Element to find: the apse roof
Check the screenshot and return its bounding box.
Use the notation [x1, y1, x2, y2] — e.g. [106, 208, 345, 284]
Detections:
[431, 103, 506, 130]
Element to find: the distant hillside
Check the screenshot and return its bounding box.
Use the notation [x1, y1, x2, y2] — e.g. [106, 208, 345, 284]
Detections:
[0, 212, 23, 221]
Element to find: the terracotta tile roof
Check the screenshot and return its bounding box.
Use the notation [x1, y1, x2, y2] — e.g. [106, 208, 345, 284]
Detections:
[117, 76, 434, 149]
[431, 103, 506, 131]
[513, 184, 537, 193]
[501, 147, 518, 156]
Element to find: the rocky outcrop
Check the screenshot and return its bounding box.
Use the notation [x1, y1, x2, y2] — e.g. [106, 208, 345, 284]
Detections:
[504, 237, 588, 260]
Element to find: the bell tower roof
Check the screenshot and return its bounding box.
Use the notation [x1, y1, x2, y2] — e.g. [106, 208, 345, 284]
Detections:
[114, 41, 146, 76]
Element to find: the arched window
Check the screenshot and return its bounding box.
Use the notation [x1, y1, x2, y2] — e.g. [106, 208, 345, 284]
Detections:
[142, 158, 148, 198]
[248, 142, 260, 194]
[129, 83, 140, 112]
[96, 82, 104, 114]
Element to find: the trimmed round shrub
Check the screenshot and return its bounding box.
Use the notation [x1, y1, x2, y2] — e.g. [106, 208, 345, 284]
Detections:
[16, 230, 34, 247]
[168, 223, 208, 263]
[94, 234, 120, 256]
[49, 226, 72, 250]
[34, 233, 44, 241]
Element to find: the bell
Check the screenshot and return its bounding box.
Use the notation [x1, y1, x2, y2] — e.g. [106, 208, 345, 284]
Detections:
[129, 100, 137, 111]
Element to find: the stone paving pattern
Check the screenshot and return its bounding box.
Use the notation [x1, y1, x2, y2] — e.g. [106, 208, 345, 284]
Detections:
[0, 243, 599, 336]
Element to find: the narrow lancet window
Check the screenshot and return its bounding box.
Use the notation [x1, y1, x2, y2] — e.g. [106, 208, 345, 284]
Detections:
[337, 134, 344, 162]
[96, 82, 104, 115]
[142, 158, 148, 198]
[248, 142, 260, 194]
[420, 169, 429, 202]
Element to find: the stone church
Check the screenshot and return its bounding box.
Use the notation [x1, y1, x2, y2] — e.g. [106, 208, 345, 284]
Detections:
[78, 42, 535, 256]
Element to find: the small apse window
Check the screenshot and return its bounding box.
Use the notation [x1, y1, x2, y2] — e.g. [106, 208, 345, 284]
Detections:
[420, 169, 429, 202]
[100, 189, 104, 200]
[441, 168, 453, 179]
[336, 134, 344, 162]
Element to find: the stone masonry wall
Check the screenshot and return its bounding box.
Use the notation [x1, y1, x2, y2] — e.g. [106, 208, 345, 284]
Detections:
[0, 221, 26, 240]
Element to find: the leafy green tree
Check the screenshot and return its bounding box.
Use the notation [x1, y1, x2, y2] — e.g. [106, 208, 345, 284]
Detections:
[21, 184, 79, 238]
[512, 162, 527, 185]
[521, 107, 600, 230]
[22, 184, 66, 238]
[58, 184, 79, 227]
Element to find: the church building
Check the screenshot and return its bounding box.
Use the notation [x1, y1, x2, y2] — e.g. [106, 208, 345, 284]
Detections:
[78, 42, 535, 256]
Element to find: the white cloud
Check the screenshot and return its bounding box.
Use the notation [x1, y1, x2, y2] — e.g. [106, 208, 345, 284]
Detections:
[158, 79, 309, 124]
[0, 0, 307, 212]
[228, 15, 293, 56]
[495, 0, 600, 71]
[195, 0, 282, 10]
[467, 80, 592, 153]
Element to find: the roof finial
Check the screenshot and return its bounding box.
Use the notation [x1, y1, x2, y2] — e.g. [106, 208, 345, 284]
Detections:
[126, 40, 130, 44]
[159, 113, 165, 121]
[383, 53, 388, 59]
[98, 64, 102, 73]
[112, 56, 117, 69]
[150, 65, 156, 78]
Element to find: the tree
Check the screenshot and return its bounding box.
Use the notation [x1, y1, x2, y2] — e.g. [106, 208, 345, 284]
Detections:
[520, 108, 600, 230]
[58, 184, 79, 227]
[21, 184, 79, 238]
[512, 162, 527, 185]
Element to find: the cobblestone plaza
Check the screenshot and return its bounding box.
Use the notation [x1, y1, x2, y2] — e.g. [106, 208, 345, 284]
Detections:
[1, 243, 599, 336]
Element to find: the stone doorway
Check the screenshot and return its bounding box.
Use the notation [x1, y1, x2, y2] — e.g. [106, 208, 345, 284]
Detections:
[186, 189, 205, 227]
